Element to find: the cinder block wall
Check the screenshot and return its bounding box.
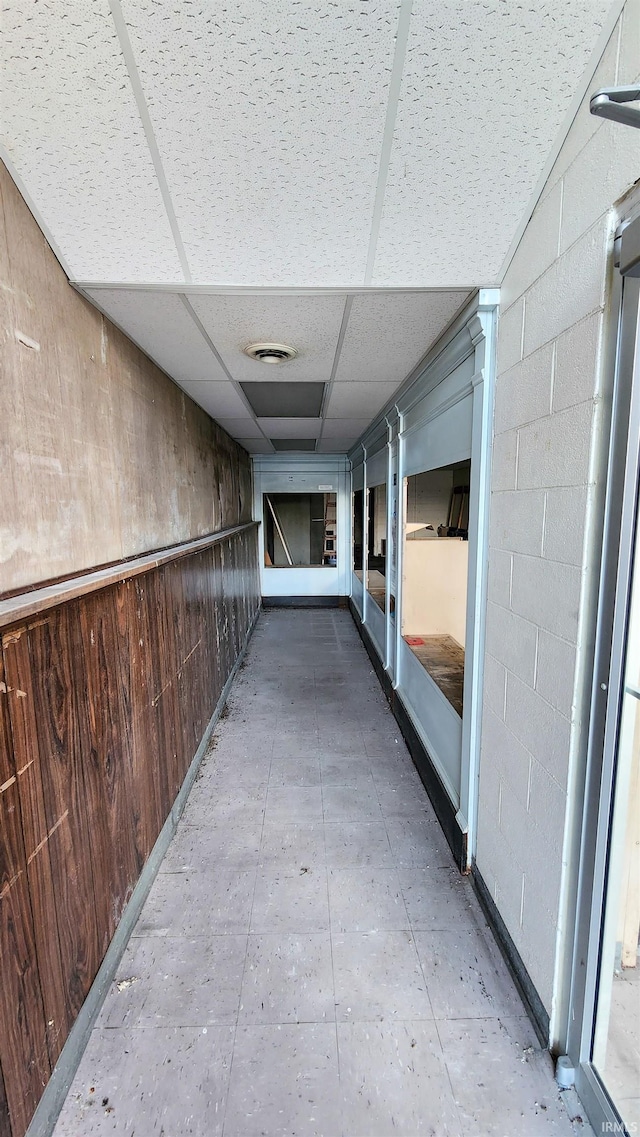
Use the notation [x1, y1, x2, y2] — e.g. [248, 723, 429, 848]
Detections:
[476, 0, 640, 1028]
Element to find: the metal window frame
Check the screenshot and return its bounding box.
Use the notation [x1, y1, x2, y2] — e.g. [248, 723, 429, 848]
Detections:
[565, 213, 640, 1135]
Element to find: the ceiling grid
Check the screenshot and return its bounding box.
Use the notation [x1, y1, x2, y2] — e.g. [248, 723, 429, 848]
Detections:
[108, 0, 193, 282]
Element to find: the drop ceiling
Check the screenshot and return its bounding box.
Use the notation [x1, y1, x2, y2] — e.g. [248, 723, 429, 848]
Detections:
[1, 0, 615, 453]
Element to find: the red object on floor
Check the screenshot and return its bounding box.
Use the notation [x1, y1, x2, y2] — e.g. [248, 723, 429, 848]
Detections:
[405, 636, 425, 646]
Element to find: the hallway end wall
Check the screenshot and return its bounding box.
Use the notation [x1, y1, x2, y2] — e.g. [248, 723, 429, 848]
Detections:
[476, 0, 640, 1035]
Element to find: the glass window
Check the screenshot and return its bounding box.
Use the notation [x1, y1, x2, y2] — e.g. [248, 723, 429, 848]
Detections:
[263, 492, 337, 567]
[401, 461, 471, 716]
[352, 488, 364, 575]
[366, 482, 387, 612]
[592, 487, 640, 1134]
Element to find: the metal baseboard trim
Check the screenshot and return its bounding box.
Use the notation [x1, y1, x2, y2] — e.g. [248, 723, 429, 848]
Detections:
[25, 605, 261, 1137]
[471, 865, 550, 1047]
[348, 598, 466, 872]
[262, 595, 347, 608]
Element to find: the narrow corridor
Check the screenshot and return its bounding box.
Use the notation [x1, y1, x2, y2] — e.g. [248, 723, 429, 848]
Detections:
[54, 611, 588, 1137]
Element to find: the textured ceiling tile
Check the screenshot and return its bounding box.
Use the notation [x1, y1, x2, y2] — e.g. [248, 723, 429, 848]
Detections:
[257, 418, 322, 439]
[178, 381, 249, 418]
[326, 381, 399, 418]
[216, 417, 264, 439]
[372, 0, 608, 286]
[119, 0, 401, 285]
[335, 291, 469, 384]
[322, 418, 373, 439]
[316, 437, 357, 453]
[237, 437, 274, 454]
[1, 2, 184, 281]
[189, 294, 346, 381]
[86, 290, 228, 383]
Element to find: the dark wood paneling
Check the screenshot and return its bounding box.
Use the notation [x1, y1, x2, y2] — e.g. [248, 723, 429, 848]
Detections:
[2, 628, 71, 1066]
[0, 524, 260, 1137]
[77, 587, 141, 951]
[0, 653, 51, 1137]
[0, 1061, 11, 1137]
[21, 611, 101, 1023]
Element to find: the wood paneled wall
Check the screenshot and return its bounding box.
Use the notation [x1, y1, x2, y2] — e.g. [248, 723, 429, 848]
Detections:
[0, 525, 260, 1137]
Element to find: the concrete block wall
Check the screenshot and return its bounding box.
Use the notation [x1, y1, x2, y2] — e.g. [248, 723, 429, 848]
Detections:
[476, 0, 640, 1027]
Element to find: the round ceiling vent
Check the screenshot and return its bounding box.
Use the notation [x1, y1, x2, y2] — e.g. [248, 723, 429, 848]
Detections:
[243, 342, 298, 364]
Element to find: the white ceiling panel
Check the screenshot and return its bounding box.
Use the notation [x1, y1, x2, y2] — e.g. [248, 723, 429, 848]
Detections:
[237, 438, 274, 454]
[322, 419, 373, 440]
[86, 290, 228, 384]
[326, 382, 399, 419]
[1, 2, 183, 281]
[317, 437, 360, 453]
[178, 381, 249, 419]
[189, 295, 347, 383]
[372, 0, 608, 285]
[334, 292, 469, 384]
[119, 0, 401, 285]
[215, 417, 265, 439]
[257, 419, 322, 439]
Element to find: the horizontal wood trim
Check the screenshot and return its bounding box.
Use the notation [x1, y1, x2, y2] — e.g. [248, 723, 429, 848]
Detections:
[0, 523, 259, 631]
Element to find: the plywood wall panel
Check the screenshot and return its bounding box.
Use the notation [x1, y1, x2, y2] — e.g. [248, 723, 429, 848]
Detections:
[128, 577, 164, 863]
[0, 1062, 11, 1137]
[23, 613, 102, 1023]
[0, 656, 51, 1136]
[77, 589, 141, 947]
[2, 630, 72, 1066]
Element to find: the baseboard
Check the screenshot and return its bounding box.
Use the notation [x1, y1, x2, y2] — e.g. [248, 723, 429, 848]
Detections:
[471, 865, 550, 1046]
[262, 595, 347, 608]
[348, 599, 467, 872]
[25, 604, 261, 1137]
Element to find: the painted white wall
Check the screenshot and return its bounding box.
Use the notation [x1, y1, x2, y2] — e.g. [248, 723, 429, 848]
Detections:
[402, 539, 468, 644]
[476, 0, 640, 1027]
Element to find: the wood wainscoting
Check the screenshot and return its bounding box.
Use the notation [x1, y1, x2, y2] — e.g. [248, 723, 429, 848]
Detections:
[0, 523, 260, 1137]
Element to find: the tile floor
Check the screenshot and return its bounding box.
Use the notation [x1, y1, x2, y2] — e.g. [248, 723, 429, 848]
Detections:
[54, 610, 592, 1137]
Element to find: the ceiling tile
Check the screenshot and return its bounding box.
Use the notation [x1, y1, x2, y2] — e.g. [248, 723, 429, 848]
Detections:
[119, 1, 401, 285]
[316, 437, 357, 453]
[1, 3, 183, 281]
[237, 438, 274, 454]
[321, 419, 373, 439]
[271, 439, 317, 452]
[241, 382, 325, 418]
[257, 418, 322, 439]
[334, 292, 469, 384]
[178, 381, 248, 418]
[86, 290, 228, 384]
[326, 381, 399, 419]
[189, 295, 346, 382]
[372, 0, 607, 285]
[216, 417, 264, 439]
